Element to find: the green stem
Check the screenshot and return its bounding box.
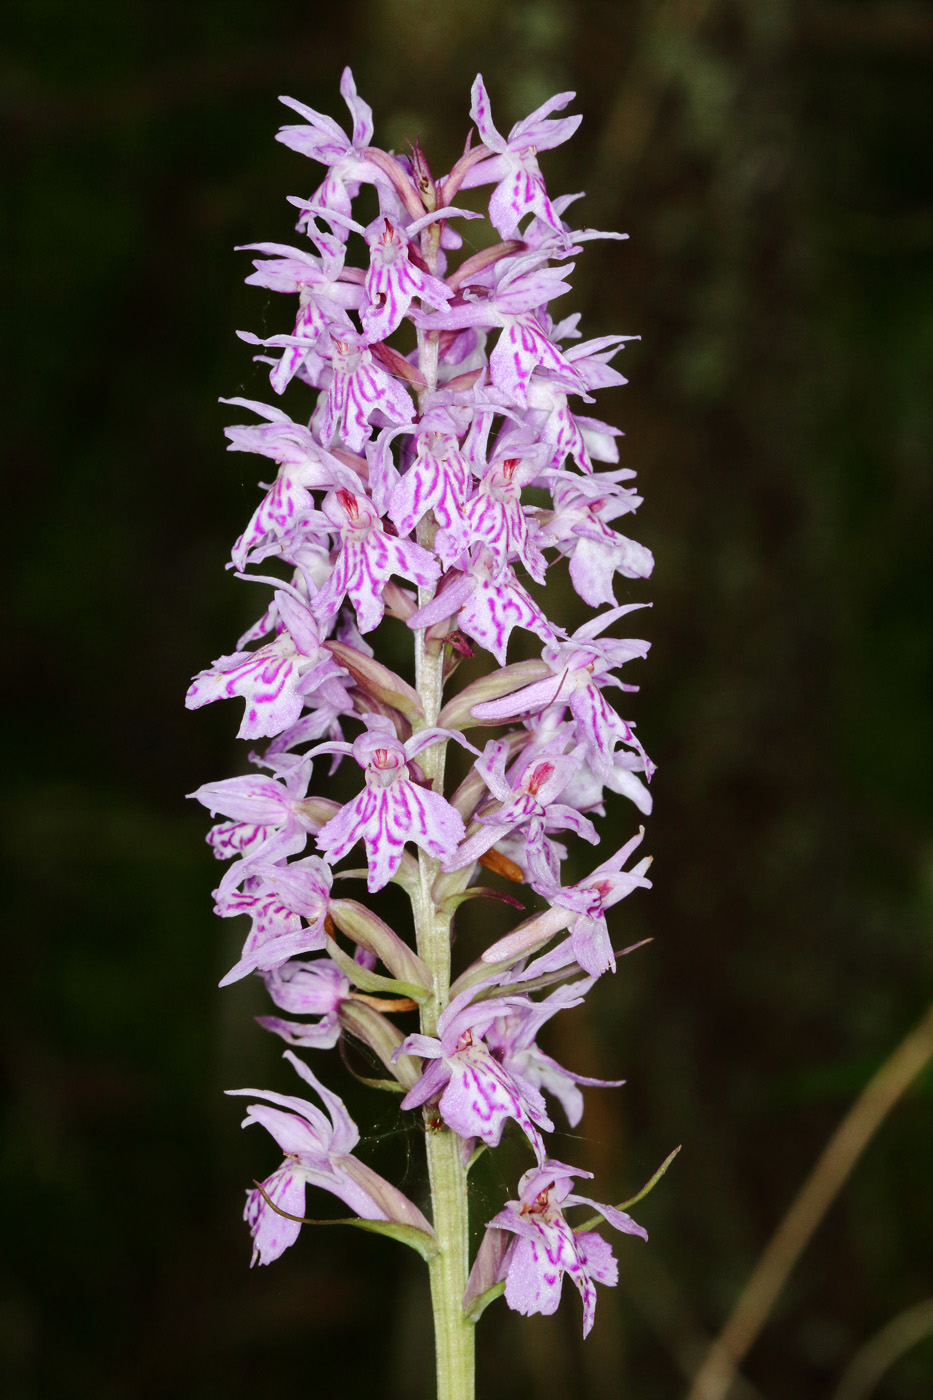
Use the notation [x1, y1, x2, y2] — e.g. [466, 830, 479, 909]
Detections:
[412, 612, 475, 1400]
[423, 1117, 475, 1399]
[410, 204, 475, 1392]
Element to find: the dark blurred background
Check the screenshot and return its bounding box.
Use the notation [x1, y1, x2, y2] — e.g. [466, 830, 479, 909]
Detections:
[2, 1, 930, 1397]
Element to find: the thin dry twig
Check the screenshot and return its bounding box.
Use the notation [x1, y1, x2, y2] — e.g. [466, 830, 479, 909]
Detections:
[831, 1298, 933, 1400]
[685, 1000, 933, 1400]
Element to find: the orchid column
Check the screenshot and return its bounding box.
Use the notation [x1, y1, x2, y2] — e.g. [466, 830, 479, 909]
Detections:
[188, 70, 663, 1400]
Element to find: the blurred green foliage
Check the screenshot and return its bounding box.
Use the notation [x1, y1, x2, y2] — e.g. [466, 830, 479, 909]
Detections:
[1, 2, 930, 1397]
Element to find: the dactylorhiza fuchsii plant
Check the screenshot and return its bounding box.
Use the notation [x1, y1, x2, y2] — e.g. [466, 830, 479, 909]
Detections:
[187, 69, 676, 1400]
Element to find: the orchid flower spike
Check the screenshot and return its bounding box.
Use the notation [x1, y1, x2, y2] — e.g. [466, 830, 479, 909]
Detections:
[189, 69, 662, 1385]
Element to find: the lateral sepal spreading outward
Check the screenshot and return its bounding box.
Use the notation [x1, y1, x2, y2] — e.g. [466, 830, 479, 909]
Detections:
[189, 66, 666, 1354]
